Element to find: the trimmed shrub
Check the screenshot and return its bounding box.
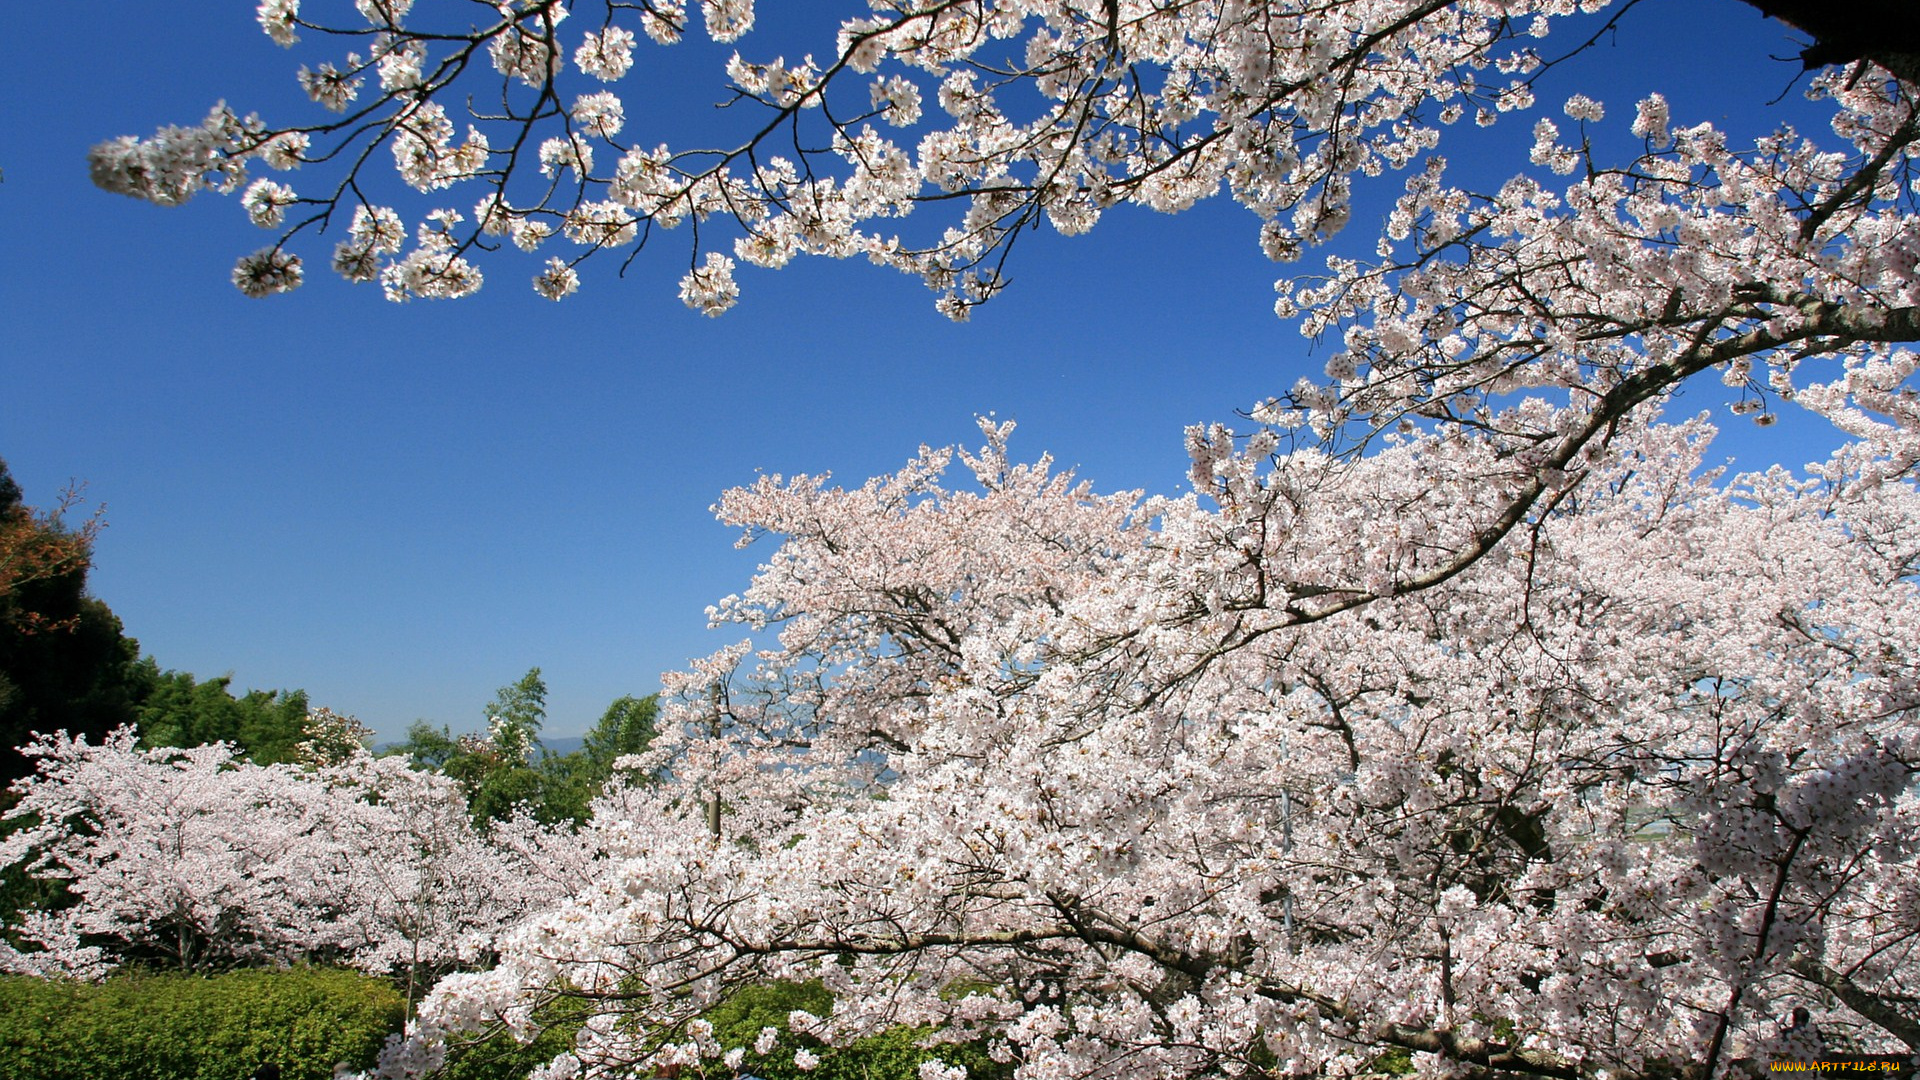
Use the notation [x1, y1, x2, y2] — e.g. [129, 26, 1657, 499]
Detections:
[0, 966, 404, 1080]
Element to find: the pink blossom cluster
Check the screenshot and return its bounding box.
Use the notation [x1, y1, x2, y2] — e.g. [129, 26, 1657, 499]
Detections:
[86, 4, 1920, 470]
[87, 0, 1662, 317]
[0, 723, 587, 981]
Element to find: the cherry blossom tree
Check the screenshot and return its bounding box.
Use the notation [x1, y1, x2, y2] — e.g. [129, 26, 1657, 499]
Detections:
[85, 0, 1920, 573]
[304, 742, 587, 1011]
[0, 715, 587, 994]
[84, 4, 1920, 1080]
[367, 412, 1918, 1080]
[0, 730, 339, 976]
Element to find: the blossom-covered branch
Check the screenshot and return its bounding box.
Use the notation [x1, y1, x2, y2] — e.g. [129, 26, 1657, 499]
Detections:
[91, 0, 1643, 315]
[378, 415, 1920, 1080]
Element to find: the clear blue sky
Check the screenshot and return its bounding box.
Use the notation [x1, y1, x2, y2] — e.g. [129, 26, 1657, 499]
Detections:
[0, 1, 1847, 740]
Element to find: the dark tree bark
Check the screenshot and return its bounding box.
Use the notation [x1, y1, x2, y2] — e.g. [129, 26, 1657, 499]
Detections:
[1740, 0, 1920, 84]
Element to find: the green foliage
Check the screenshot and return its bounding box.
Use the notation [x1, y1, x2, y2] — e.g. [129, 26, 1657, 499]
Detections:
[0, 458, 146, 787]
[392, 686, 660, 828]
[0, 967, 1011, 1080]
[0, 967, 404, 1080]
[390, 723, 561, 826]
[526, 693, 661, 826]
[705, 977, 835, 1049]
[583, 694, 659, 775]
[414, 978, 1008, 1080]
[483, 666, 547, 763]
[396, 719, 461, 769]
[708, 980, 1009, 1080]
[1366, 1048, 1416, 1075]
[132, 662, 311, 764]
[467, 760, 550, 825]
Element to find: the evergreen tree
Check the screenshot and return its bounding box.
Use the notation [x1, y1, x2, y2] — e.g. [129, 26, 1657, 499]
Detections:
[0, 458, 144, 787]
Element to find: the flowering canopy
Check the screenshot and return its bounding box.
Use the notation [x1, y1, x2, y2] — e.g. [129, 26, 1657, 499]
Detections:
[89, 2, 1920, 477]
[372, 413, 1919, 1080]
[81, 1, 1911, 338]
[0, 722, 587, 982]
[79, 4, 1920, 1080]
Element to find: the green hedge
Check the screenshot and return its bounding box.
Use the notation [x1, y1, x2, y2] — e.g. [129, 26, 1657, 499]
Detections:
[0, 967, 404, 1080]
[0, 968, 1010, 1080]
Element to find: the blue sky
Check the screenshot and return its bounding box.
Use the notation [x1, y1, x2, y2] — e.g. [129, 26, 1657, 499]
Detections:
[0, 1, 1849, 740]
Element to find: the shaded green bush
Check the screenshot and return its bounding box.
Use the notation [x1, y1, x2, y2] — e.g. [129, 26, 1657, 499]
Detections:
[0, 966, 403, 1080]
[437, 993, 592, 1080]
[708, 980, 1009, 1080]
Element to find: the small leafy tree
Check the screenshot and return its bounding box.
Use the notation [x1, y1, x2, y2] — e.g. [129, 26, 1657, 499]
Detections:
[395, 681, 658, 826]
[581, 693, 658, 777]
[393, 719, 461, 770]
[483, 668, 546, 765]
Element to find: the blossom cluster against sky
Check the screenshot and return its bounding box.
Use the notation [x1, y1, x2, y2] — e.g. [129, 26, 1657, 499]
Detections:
[0, 0, 1848, 740]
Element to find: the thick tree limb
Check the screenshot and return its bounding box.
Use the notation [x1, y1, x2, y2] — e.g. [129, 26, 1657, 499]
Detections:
[1789, 955, 1920, 1052]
